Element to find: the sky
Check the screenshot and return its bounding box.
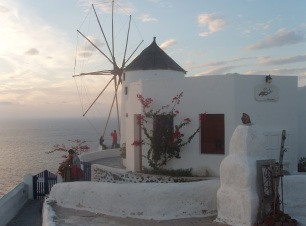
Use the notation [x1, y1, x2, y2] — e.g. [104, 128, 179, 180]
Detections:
[0, 0, 305, 119]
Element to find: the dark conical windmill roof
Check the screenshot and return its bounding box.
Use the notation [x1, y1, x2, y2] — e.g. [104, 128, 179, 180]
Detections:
[124, 37, 186, 73]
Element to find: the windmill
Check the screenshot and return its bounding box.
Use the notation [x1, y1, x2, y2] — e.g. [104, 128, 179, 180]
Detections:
[73, 1, 143, 141]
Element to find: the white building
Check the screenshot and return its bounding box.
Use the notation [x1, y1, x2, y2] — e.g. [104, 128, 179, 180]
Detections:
[121, 37, 299, 177]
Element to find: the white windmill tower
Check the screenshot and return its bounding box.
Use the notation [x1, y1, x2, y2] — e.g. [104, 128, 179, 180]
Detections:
[120, 37, 186, 146]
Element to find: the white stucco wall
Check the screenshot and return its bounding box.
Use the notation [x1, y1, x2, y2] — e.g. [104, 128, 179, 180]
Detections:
[0, 183, 29, 226]
[124, 80, 143, 171]
[233, 75, 298, 173]
[298, 86, 306, 159]
[123, 73, 298, 176]
[217, 124, 267, 226]
[48, 179, 219, 220]
[121, 70, 185, 145]
[79, 149, 120, 162]
[138, 75, 235, 176]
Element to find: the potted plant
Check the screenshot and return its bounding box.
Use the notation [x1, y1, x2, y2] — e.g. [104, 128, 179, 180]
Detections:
[120, 143, 126, 167]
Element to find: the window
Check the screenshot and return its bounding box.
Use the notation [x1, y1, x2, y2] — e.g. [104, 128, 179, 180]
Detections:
[201, 114, 224, 154]
[125, 87, 128, 95]
[123, 73, 125, 81]
[153, 115, 173, 151]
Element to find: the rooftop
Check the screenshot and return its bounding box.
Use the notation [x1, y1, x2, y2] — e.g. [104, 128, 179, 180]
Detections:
[124, 37, 186, 73]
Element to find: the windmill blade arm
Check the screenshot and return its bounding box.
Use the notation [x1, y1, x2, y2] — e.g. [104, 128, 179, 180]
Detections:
[125, 40, 144, 66]
[122, 15, 131, 67]
[82, 76, 115, 116]
[114, 78, 121, 136]
[112, 0, 115, 62]
[102, 87, 117, 137]
[77, 30, 113, 64]
[73, 70, 112, 77]
[92, 4, 114, 60]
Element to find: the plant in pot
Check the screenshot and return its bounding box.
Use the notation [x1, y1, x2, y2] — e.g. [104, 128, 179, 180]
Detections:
[120, 143, 126, 167]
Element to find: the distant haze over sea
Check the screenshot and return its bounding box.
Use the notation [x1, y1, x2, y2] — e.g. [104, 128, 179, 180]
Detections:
[0, 117, 118, 198]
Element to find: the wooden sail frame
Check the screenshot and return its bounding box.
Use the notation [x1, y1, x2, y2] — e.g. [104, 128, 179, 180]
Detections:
[73, 0, 143, 139]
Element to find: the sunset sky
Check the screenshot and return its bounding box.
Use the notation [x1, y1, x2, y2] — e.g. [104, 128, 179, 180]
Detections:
[0, 0, 305, 119]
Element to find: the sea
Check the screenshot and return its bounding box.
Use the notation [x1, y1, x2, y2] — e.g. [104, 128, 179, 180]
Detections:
[0, 117, 118, 199]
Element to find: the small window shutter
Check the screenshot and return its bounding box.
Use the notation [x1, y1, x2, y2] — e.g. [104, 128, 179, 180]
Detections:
[201, 114, 224, 154]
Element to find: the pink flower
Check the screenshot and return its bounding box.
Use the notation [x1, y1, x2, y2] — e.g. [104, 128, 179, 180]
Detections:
[184, 118, 191, 123]
[173, 130, 181, 139]
[136, 115, 145, 125]
[80, 145, 90, 151]
[172, 92, 183, 104]
[200, 113, 207, 122]
[132, 140, 142, 146]
[137, 94, 153, 108]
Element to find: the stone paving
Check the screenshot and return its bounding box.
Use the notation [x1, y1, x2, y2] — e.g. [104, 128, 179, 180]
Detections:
[90, 156, 125, 169]
[7, 199, 42, 226]
[52, 204, 230, 226]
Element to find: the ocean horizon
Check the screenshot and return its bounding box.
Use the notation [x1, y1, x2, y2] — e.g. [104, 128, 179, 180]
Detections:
[0, 117, 119, 198]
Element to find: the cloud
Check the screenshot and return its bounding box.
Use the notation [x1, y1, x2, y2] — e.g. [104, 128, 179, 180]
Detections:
[0, 5, 10, 13]
[257, 21, 272, 30]
[0, 101, 13, 105]
[187, 50, 205, 56]
[258, 54, 306, 66]
[185, 57, 256, 70]
[92, 1, 135, 15]
[77, 51, 93, 59]
[198, 13, 226, 37]
[24, 48, 39, 56]
[244, 28, 306, 51]
[194, 66, 238, 76]
[76, 36, 105, 59]
[139, 14, 157, 22]
[159, 39, 176, 50]
[0, 1, 77, 108]
[85, 36, 104, 49]
[146, 0, 173, 8]
[244, 67, 306, 76]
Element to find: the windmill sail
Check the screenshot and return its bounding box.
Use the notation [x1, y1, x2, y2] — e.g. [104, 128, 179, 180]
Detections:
[73, 0, 143, 140]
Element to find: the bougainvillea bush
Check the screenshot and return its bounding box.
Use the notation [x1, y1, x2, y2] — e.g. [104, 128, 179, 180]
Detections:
[132, 92, 206, 170]
[46, 139, 90, 155]
[46, 139, 90, 175]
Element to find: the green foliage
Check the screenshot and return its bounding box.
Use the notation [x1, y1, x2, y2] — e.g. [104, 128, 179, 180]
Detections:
[142, 167, 193, 177]
[120, 143, 126, 158]
[298, 157, 306, 172]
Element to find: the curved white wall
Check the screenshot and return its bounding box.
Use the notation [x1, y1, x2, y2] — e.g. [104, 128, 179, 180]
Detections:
[120, 70, 185, 145]
[0, 183, 29, 226]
